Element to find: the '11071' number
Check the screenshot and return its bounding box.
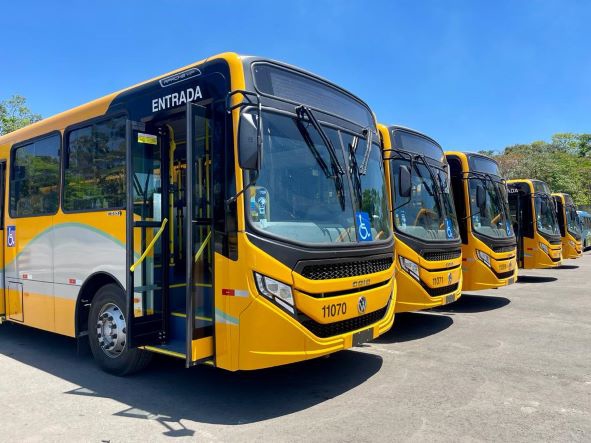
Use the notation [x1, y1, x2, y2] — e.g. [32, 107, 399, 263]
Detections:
[322, 302, 347, 318]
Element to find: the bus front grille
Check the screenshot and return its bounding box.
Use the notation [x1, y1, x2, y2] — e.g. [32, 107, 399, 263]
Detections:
[423, 282, 459, 297]
[492, 245, 516, 253]
[300, 257, 392, 280]
[422, 250, 461, 261]
[493, 269, 516, 279]
[300, 306, 388, 338]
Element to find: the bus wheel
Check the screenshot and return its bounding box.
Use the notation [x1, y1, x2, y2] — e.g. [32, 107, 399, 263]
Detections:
[88, 284, 152, 375]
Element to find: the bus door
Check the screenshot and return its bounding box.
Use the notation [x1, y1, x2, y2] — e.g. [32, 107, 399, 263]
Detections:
[0, 161, 5, 317]
[126, 120, 170, 347]
[509, 190, 524, 266]
[185, 103, 215, 366]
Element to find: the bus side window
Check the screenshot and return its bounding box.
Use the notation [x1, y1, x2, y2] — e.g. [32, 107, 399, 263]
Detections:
[10, 134, 60, 218]
[64, 117, 126, 212]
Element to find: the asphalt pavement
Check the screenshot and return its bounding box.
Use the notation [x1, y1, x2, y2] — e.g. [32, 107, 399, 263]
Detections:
[1, 252, 590, 442]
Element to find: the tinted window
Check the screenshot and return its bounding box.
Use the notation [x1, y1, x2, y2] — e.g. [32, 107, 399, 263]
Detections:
[391, 129, 444, 162]
[253, 63, 374, 128]
[64, 117, 126, 211]
[533, 180, 550, 195]
[10, 134, 60, 217]
[469, 155, 501, 176]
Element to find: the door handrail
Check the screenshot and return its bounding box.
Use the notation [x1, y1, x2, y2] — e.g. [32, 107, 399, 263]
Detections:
[194, 230, 212, 263]
[130, 218, 168, 272]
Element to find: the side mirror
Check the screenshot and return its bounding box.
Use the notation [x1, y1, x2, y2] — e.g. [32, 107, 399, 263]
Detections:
[398, 165, 411, 198]
[238, 112, 262, 171]
[476, 184, 486, 209]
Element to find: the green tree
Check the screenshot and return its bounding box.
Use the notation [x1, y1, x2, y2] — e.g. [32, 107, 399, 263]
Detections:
[490, 133, 591, 207]
[0, 95, 42, 135]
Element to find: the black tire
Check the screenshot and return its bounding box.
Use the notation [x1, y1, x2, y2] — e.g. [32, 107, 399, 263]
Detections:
[88, 283, 152, 375]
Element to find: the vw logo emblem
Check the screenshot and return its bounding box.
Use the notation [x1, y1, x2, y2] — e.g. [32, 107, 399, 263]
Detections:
[448, 272, 453, 285]
[358, 296, 367, 314]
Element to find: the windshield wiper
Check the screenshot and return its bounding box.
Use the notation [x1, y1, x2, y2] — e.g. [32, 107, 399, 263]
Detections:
[359, 128, 373, 175]
[296, 119, 332, 178]
[413, 154, 445, 215]
[296, 106, 344, 176]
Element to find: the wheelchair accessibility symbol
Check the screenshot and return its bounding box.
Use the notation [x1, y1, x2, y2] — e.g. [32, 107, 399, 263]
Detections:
[7, 226, 16, 247]
[445, 218, 454, 239]
[356, 212, 373, 242]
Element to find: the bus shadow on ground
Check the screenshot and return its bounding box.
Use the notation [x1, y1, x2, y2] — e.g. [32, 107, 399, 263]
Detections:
[550, 264, 579, 270]
[431, 293, 510, 314]
[517, 275, 558, 283]
[373, 312, 453, 344]
[0, 323, 382, 435]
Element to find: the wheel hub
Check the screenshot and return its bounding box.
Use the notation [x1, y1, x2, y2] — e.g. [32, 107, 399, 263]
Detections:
[96, 303, 127, 358]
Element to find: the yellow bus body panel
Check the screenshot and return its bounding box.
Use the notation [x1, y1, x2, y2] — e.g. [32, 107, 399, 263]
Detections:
[551, 193, 583, 259]
[444, 151, 518, 291]
[507, 180, 563, 269]
[0, 53, 397, 371]
[379, 125, 461, 314]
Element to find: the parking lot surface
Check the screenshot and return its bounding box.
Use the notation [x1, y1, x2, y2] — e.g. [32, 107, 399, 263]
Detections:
[1, 253, 590, 442]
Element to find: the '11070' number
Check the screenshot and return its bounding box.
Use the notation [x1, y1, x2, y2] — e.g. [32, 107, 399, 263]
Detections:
[322, 302, 347, 318]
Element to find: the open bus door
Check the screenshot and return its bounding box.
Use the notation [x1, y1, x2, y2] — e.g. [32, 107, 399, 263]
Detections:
[126, 120, 170, 347]
[185, 103, 215, 366]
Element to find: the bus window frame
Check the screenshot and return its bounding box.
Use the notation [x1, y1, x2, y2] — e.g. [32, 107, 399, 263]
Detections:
[9, 130, 62, 219]
[61, 111, 129, 215]
[241, 105, 392, 249]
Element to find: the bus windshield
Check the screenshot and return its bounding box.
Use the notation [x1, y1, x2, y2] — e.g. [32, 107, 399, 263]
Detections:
[534, 194, 560, 237]
[468, 177, 513, 238]
[391, 158, 460, 241]
[247, 111, 391, 244]
[566, 205, 581, 237]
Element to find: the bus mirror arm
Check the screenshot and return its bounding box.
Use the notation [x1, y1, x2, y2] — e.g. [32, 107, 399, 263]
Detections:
[226, 170, 259, 207]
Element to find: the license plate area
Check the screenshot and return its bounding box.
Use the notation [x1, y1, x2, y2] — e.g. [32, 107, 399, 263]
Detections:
[444, 293, 456, 305]
[353, 328, 374, 346]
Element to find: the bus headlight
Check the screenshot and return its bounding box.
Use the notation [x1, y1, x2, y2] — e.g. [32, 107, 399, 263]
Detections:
[399, 256, 420, 281]
[539, 242, 549, 255]
[476, 250, 491, 267]
[254, 273, 295, 314]
[569, 240, 575, 248]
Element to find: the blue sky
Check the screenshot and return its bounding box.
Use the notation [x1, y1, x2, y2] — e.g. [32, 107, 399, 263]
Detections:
[1, 0, 589, 151]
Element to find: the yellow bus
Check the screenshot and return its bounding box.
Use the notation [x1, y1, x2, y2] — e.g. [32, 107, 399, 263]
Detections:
[379, 125, 462, 313]
[445, 152, 518, 290]
[507, 179, 562, 268]
[0, 53, 396, 374]
[552, 193, 583, 259]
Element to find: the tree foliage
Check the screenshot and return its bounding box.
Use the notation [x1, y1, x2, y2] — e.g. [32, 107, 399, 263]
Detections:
[481, 133, 591, 207]
[0, 95, 42, 136]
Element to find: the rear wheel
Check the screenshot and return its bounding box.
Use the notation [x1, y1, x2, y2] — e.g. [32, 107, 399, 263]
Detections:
[88, 283, 152, 375]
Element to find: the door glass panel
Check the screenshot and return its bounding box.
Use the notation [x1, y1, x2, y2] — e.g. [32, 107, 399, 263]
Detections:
[188, 105, 214, 340]
[131, 136, 165, 320]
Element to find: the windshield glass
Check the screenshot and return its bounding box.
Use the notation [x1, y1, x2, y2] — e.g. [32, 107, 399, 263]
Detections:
[566, 206, 581, 236]
[468, 178, 513, 238]
[534, 195, 560, 237]
[391, 158, 460, 241]
[247, 111, 390, 244]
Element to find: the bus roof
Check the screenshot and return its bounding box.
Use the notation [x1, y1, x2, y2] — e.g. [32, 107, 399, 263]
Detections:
[0, 52, 243, 148]
[1, 52, 378, 150]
